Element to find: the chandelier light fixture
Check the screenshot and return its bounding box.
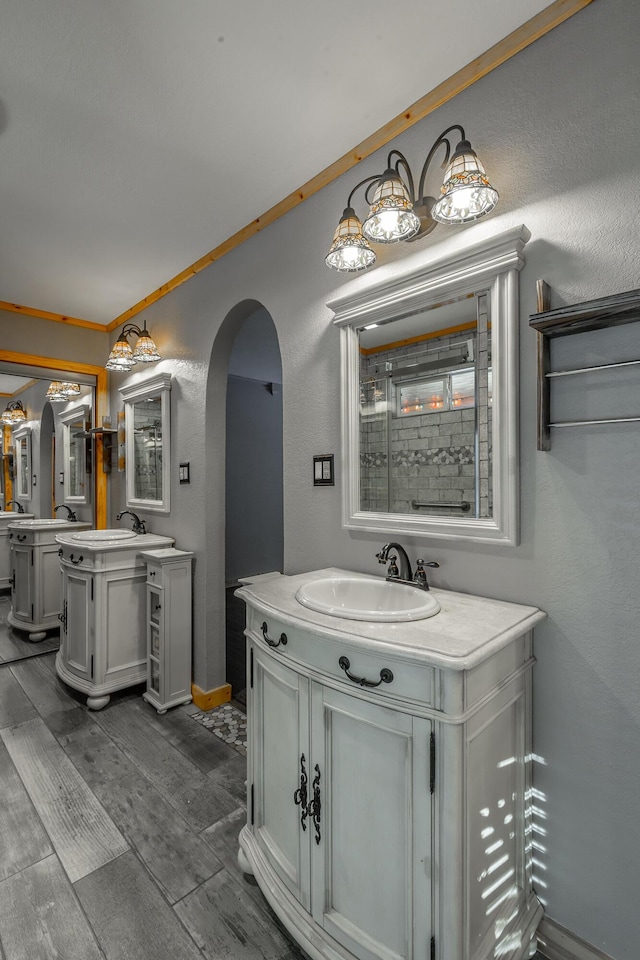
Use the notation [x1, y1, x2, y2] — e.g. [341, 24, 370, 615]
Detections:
[106, 324, 162, 372]
[46, 381, 82, 402]
[325, 125, 499, 272]
[0, 400, 27, 425]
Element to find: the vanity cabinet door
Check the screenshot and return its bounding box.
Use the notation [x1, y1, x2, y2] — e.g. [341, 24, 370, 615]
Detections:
[250, 641, 311, 910]
[11, 542, 32, 621]
[61, 568, 93, 682]
[310, 684, 433, 960]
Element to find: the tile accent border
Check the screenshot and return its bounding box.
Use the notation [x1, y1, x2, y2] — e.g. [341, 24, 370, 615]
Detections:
[537, 918, 615, 960]
[191, 682, 232, 711]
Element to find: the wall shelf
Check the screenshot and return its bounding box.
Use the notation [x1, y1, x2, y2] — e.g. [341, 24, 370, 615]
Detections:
[529, 281, 640, 450]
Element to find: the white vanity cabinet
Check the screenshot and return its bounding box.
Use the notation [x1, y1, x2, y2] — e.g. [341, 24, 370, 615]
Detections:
[0, 511, 34, 588]
[237, 568, 546, 960]
[55, 530, 174, 709]
[7, 519, 91, 640]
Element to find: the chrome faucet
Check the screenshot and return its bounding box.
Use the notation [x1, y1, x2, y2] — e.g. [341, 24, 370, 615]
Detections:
[5, 500, 24, 513]
[116, 510, 146, 535]
[54, 504, 77, 521]
[376, 542, 439, 591]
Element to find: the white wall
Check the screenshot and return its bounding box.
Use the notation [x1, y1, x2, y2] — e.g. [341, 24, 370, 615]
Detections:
[11, 0, 638, 955]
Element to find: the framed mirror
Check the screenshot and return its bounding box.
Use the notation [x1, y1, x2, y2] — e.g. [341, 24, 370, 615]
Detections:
[13, 424, 31, 501]
[119, 372, 172, 513]
[328, 225, 529, 545]
[59, 404, 90, 504]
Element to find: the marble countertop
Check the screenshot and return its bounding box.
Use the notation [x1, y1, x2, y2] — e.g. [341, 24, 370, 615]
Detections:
[55, 531, 175, 553]
[236, 567, 545, 670]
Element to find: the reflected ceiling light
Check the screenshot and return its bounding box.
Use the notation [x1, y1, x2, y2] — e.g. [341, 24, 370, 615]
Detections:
[0, 400, 27, 425]
[106, 324, 161, 371]
[46, 381, 81, 402]
[325, 125, 498, 273]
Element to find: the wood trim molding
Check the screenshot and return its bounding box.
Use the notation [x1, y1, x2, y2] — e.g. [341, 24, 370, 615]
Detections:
[0, 300, 106, 332]
[537, 917, 615, 960]
[107, 0, 595, 332]
[0, 350, 108, 528]
[191, 682, 232, 711]
[360, 320, 479, 356]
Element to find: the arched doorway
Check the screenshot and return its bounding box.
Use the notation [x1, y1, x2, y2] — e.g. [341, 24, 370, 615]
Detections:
[202, 300, 283, 704]
[39, 401, 55, 517]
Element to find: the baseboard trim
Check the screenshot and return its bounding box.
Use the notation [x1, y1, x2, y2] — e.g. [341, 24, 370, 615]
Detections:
[537, 918, 615, 960]
[191, 682, 232, 711]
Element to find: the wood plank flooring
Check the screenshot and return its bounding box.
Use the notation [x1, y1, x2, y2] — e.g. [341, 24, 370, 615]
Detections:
[0, 594, 59, 665]
[0, 651, 305, 960]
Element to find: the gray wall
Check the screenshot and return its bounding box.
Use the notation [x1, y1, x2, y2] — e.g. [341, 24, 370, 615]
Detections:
[10, 1, 640, 955]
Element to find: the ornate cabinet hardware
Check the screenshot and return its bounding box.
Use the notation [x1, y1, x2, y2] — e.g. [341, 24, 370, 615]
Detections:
[293, 754, 309, 830]
[261, 621, 288, 648]
[338, 655, 393, 688]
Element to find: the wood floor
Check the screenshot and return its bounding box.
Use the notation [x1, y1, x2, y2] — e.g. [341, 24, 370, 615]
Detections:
[0, 650, 305, 960]
[0, 594, 59, 665]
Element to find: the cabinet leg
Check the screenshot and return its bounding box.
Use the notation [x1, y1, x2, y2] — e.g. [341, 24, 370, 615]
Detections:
[237, 835, 254, 877]
[87, 694, 110, 711]
[27, 630, 47, 641]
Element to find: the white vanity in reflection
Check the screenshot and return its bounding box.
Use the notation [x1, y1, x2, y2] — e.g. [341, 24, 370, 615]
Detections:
[7, 518, 92, 640]
[55, 528, 174, 709]
[0, 511, 34, 588]
[237, 568, 545, 960]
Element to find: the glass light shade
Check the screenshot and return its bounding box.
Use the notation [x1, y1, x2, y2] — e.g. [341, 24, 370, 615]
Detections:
[132, 331, 161, 363]
[1, 402, 27, 425]
[106, 337, 136, 371]
[362, 172, 421, 243]
[60, 382, 81, 397]
[46, 380, 67, 401]
[431, 139, 499, 224]
[325, 207, 376, 272]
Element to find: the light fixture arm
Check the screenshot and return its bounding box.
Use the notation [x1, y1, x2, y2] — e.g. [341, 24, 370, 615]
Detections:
[118, 323, 145, 342]
[416, 124, 466, 202]
[386, 149, 416, 201]
[346, 175, 384, 210]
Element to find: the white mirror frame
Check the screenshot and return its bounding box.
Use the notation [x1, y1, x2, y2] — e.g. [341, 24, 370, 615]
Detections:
[119, 372, 172, 514]
[59, 403, 90, 505]
[13, 424, 32, 502]
[328, 224, 529, 546]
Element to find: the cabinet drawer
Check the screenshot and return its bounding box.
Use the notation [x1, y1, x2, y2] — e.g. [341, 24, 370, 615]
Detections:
[57, 546, 93, 570]
[248, 610, 435, 707]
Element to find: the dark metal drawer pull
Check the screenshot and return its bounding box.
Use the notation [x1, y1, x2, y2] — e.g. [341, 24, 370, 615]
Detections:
[293, 754, 309, 830]
[16, 533, 27, 542]
[58, 548, 63, 557]
[338, 656, 394, 688]
[261, 621, 287, 648]
[69, 554, 84, 565]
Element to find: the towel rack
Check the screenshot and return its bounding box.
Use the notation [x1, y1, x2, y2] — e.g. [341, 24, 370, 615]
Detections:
[529, 281, 640, 450]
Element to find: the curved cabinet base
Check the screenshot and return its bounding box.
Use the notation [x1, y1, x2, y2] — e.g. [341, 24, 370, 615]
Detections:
[7, 610, 55, 642]
[55, 652, 143, 711]
[239, 826, 351, 960]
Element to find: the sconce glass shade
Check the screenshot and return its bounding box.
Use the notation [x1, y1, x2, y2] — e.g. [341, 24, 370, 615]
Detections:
[132, 329, 161, 363]
[325, 207, 376, 273]
[106, 336, 136, 371]
[46, 381, 81, 401]
[431, 139, 499, 224]
[362, 171, 421, 243]
[46, 380, 67, 401]
[1, 401, 27, 425]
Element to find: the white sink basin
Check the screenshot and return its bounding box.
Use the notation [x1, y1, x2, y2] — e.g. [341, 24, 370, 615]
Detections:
[295, 577, 440, 622]
[8, 518, 77, 528]
[70, 529, 138, 542]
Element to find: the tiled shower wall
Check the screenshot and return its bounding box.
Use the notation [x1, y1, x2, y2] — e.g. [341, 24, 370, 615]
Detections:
[360, 327, 492, 517]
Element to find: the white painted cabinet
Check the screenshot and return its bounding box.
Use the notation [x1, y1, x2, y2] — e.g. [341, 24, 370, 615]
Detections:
[139, 548, 193, 714]
[7, 519, 91, 640]
[238, 569, 545, 960]
[55, 531, 174, 709]
[0, 511, 34, 588]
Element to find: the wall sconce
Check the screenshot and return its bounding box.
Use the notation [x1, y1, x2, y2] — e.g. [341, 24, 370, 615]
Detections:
[325, 124, 499, 272]
[106, 324, 161, 372]
[0, 400, 27, 425]
[46, 381, 81, 402]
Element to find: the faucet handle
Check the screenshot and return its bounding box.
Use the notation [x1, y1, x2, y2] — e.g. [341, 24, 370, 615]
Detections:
[414, 560, 439, 588]
[375, 551, 387, 564]
[387, 556, 399, 578]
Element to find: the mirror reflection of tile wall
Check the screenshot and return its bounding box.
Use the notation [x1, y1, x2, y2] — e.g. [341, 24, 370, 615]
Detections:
[359, 323, 492, 518]
[133, 397, 163, 501]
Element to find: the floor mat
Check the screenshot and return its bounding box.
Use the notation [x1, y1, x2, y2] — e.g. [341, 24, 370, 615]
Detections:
[188, 703, 247, 754]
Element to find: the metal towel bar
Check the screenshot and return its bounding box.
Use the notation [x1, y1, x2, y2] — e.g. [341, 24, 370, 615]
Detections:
[412, 500, 471, 511]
